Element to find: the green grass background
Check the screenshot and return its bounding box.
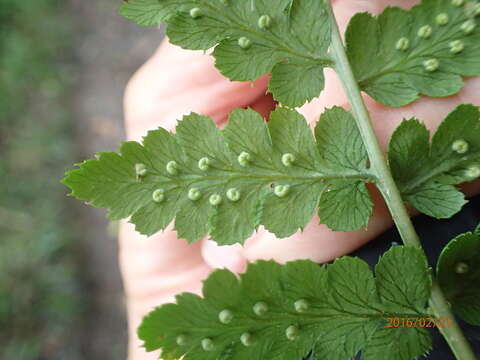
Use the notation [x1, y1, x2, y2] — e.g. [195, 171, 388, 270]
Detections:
[0, 0, 86, 358]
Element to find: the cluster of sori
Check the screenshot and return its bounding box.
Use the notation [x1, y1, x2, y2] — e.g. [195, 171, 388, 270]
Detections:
[134, 150, 301, 208]
[174, 299, 312, 351]
[394, 0, 479, 72]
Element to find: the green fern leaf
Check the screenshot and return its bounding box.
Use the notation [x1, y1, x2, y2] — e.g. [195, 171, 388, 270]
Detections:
[119, 0, 200, 26]
[389, 104, 480, 218]
[63, 107, 374, 244]
[139, 246, 432, 360]
[437, 226, 480, 326]
[121, 0, 333, 108]
[347, 0, 480, 107]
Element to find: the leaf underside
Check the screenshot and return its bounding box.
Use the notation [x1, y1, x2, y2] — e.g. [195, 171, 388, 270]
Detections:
[63, 107, 372, 244]
[437, 224, 480, 326]
[119, 0, 198, 26]
[120, 0, 332, 108]
[139, 246, 432, 360]
[121, 0, 480, 109]
[389, 104, 480, 219]
[119, 0, 190, 26]
[346, 0, 480, 107]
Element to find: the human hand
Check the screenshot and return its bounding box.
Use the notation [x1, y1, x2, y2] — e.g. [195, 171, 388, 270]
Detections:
[120, 1, 480, 358]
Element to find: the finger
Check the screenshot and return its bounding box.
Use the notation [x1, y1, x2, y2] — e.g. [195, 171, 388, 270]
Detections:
[120, 222, 212, 359]
[124, 39, 273, 141]
[366, 77, 480, 150]
[201, 241, 247, 272]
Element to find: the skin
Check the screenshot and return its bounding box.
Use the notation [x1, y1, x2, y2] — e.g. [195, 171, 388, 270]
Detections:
[120, 1, 480, 358]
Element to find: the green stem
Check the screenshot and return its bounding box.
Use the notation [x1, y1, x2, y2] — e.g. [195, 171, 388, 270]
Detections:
[430, 281, 478, 360]
[325, 2, 476, 359]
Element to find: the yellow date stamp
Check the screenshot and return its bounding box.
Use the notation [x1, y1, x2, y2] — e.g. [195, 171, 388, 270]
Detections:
[386, 317, 453, 328]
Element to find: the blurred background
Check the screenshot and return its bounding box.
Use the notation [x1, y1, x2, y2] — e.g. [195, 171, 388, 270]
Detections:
[0, 0, 162, 358]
